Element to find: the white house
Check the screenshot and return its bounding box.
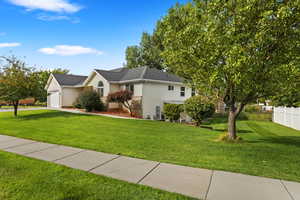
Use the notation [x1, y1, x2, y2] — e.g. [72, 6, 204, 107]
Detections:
[45, 66, 195, 119]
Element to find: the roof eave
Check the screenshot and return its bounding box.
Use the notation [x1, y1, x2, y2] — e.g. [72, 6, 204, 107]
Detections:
[109, 79, 184, 85]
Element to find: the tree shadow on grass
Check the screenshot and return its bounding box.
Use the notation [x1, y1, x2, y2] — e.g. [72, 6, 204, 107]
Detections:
[19, 111, 91, 121]
[213, 128, 253, 134]
[249, 136, 300, 148]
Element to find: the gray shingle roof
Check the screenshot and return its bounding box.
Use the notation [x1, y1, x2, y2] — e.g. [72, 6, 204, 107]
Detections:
[95, 66, 183, 83]
[95, 68, 129, 81]
[53, 74, 87, 86]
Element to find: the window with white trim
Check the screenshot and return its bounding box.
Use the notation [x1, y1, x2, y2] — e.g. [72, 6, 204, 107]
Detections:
[180, 87, 185, 97]
[168, 85, 174, 91]
[97, 81, 104, 97]
[126, 84, 134, 94]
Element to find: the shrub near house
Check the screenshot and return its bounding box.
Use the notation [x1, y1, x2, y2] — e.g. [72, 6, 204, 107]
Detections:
[184, 96, 215, 126]
[107, 90, 134, 116]
[163, 104, 183, 122]
[76, 91, 105, 112]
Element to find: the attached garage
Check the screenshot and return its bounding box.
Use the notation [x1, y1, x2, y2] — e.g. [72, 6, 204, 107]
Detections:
[45, 73, 87, 108]
[48, 91, 61, 108]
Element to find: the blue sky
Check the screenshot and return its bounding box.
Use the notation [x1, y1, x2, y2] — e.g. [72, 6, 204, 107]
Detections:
[0, 0, 188, 75]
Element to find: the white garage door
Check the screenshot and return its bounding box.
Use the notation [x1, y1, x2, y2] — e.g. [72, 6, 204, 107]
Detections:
[49, 92, 60, 108]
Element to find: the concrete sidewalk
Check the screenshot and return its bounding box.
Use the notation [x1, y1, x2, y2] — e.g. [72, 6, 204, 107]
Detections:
[0, 134, 299, 200]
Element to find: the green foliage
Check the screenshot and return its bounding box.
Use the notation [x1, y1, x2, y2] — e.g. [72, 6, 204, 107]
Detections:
[184, 96, 215, 126]
[72, 97, 82, 109]
[163, 104, 183, 122]
[156, 0, 300, 137]
[78, 91, 104, 112]
[125, 46, 142, 69]
[209, 112, 272, 122]
[125, 32, 165, 70]
[244, 104, 262, 113]
[271, 75, 300, 107]
[243, 113, 272, 121]
[0, 56, 36, 116]
[107, 90, 133, 116]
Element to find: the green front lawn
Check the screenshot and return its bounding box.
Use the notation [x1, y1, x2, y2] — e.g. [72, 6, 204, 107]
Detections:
[1, 110, 300, 182]
[0, 151, 192, 200]
[0, 105, 43, 109]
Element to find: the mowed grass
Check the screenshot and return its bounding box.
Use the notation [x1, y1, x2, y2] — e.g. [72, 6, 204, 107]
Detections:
[0, 105, 41, 109]
[1, 110, 300, 182]
[0, 151, 193, 200]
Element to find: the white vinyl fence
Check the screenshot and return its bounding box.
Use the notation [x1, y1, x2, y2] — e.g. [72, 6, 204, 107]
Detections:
[273, 107, 300, 130]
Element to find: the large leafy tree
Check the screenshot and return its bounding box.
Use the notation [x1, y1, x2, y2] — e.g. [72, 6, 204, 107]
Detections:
[125, 46, 142, 69]
[125, 32, 165, 70]
[0, 56, 35, 116]
[158, 0, 300, 139]
[271, 71, 300, 107]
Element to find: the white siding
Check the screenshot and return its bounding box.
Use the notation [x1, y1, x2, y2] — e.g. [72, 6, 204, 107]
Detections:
[86, 73, 110, 96]
[142, 82, 192, 119]
[120, 83, 143, 97]
[110, 84, 121, 93]
[273, 107, 300, 130]
[47, 77, 61, 93]
[47, 77, 62, 108]
[134, 83, 143, 96]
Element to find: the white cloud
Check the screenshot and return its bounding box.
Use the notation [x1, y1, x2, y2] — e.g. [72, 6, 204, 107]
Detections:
[38, 45, 103, 56]
[0, 43, 21, 48]
[37, 14, 80, 23]
[8, 0, 82, 13]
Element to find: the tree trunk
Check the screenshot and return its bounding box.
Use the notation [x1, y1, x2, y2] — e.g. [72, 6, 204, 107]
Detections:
[123, 101, 133, 117]
[227, 102, 245, 140]
[13, 101, 19, 117]
[228, 109, 237, 139]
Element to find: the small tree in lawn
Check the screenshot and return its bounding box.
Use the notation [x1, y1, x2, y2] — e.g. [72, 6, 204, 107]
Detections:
[184, 96, 215, 126]
[0, 56, 34, 116]
[158, 0, 300, 140]
[107, 90, 133, 116]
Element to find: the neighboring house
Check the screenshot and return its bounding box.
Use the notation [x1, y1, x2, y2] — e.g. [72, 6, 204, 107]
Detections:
[45, 66, 195, 119]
